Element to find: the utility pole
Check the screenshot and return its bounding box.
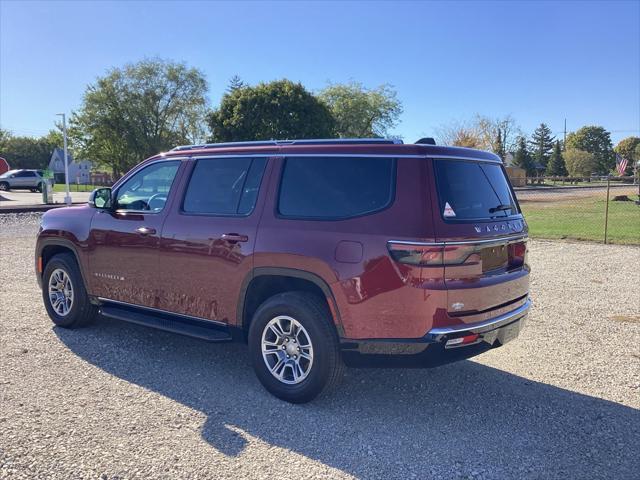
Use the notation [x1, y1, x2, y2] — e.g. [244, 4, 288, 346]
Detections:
[56, 113, 72, 205]
[563, 118, 567, 150]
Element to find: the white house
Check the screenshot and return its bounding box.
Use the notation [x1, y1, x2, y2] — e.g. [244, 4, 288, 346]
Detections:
[49, 148, 93, 184]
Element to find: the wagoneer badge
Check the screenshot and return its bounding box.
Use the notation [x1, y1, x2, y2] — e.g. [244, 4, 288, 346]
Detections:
[94, 272, 125, 281]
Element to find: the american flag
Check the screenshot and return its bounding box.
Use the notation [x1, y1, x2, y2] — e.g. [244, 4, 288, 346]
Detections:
[615, 154, 628, 176]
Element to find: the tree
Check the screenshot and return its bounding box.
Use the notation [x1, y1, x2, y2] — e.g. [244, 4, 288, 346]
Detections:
[318, 81, 402, 138]
[0, 135, 58, 170]
[226, 75, 245, 94]
[437, 114, 521, 152]
[512, 136, 535, 176]
[494, 127, 505, 161]
[208, 79, 336, 142]
[436, 120, 483, 148]
[565, 126, 614, 175]
[564, 149, 597, 177]
[529, 123, 555, 170]
[614, 136, 640, 175]
[475, 115, 522, 154]
[547, 140, 567, 176]
[0, 128, 11, 153]
[70, 59, 209, 177]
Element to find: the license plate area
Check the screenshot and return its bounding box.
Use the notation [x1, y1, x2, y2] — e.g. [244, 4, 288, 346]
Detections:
[481, 244, 508, 272]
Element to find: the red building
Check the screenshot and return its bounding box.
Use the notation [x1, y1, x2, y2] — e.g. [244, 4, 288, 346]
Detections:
[0, 157, 9, 175]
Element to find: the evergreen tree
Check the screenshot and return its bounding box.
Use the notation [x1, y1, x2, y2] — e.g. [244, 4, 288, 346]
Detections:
[529, 123, 555, 170]
[513, 136, 535, 176]
[226, 75, 245, 94]
[547, 140, 567, 176]
[494, 127, 506, 162]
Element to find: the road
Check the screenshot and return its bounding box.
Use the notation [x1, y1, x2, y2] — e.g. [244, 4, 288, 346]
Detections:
[1, 214, 639, 479]
[0, 190, 91, 208]
[515, 184, 638, 202]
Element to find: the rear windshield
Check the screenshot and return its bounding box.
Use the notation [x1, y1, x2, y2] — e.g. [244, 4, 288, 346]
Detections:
[434, 160, 518, 220]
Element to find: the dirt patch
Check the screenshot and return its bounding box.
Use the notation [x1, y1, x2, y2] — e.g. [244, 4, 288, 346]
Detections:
[610, 314, 640, 324]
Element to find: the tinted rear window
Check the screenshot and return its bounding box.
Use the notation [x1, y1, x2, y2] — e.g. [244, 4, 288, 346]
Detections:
[183, 157, 267, 215]
[434, 160, 518, 220]
[278, 157, 395, 219]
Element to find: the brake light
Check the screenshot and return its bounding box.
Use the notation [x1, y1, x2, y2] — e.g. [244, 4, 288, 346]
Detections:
[508, 241, 527, 267]
[387, 243, 443, 266]
[387, 243, 478, 267]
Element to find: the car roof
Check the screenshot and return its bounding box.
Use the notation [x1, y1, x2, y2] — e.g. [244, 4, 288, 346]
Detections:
[156, 139, 501, 163]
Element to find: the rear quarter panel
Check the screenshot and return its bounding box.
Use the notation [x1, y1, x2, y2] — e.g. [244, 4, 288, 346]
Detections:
[254, 156, 442, 339]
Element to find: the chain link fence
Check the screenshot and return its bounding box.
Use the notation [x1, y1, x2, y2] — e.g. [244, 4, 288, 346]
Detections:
[514, 176, 640, 245]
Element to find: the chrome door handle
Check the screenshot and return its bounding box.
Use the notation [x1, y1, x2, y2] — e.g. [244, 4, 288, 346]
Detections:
[221, 233, 249, 243]
[135, 226, 157, 236]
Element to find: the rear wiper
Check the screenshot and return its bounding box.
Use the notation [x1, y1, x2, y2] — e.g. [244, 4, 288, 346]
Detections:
[489, 204, 513, 213]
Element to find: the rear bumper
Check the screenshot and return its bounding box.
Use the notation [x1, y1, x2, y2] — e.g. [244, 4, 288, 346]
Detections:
[340, 298, 530, 368]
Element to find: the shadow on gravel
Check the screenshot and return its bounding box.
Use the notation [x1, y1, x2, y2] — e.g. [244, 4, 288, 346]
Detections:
[56, 317, 640, 479]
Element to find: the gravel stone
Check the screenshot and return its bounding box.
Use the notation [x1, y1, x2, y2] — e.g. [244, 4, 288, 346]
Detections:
[0, 213, 639, 479]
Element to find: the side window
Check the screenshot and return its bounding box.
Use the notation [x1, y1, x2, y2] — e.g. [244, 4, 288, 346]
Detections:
[17, 171, 36, 177]
[115, 161, 180, 212]
[278, 157, 395, 219]
[183, 157, 267, 216]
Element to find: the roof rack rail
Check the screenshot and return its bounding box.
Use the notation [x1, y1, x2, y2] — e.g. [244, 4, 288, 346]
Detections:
[170, 138, 402, 152]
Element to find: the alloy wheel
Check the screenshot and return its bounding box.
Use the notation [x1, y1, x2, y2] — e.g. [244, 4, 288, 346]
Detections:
[261, 315, 314, 385]
[48, 268, 74, 316]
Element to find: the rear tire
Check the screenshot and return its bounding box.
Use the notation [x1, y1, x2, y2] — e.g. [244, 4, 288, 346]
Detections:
[248, 291, 344, 403]
[36, 182, 44, 193]
[42, 253, 97, 328]
[0, 182, 9, 191]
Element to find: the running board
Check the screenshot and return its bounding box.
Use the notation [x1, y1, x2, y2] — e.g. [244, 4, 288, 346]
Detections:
[99, 302, 233, 342]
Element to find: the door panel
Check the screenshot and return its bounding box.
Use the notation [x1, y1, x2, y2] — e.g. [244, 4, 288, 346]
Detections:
[88, 210, 166, 306]
[157, 156, 271, 323]
[87, 159, 183, 307]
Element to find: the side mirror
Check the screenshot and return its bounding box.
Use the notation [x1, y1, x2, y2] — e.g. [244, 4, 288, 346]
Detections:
[89, 187, 113, 209]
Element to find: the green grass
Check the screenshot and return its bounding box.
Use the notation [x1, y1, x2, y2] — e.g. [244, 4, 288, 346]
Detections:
[52, 184, 106, 193]
[521, 197, 640, 245]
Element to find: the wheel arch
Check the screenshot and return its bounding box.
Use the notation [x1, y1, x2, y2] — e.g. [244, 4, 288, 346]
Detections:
[37, 238, 87, 290]
[237, 267, 343, 338]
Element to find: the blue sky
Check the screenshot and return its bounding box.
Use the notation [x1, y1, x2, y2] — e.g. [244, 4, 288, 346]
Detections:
[1, 0, 638, 144]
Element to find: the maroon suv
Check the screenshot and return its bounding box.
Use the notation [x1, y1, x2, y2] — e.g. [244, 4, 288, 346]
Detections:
[36, 138, 530, 403]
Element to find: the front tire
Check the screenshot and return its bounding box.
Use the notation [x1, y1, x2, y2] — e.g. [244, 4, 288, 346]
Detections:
[42, 253, 97, 328]
[248, 292, 344, 403]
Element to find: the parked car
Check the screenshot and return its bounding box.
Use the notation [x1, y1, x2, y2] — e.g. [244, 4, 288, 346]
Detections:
[35, 138, 530, 403]
[0, 169, 52, 192]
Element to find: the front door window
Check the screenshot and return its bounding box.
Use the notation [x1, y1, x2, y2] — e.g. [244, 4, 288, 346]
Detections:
[115, 161, 180, 212]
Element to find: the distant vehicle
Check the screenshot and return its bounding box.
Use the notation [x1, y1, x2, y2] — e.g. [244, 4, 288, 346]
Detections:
[36, 138, 530, 403]
[0, 157, 9, 176]
[0, 169, 52, 192]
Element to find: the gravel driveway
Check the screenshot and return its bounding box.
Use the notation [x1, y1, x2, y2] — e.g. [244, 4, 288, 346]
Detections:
[1, 213, 639, 479]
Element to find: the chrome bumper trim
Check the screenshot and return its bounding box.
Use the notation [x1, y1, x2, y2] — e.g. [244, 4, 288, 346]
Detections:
[428, 298, 531, 336]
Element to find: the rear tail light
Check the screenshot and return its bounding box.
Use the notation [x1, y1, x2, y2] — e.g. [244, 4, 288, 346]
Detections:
[388, 238, 527, 269]
[387, 243, 477, 267]
[508, 241, 527, 267]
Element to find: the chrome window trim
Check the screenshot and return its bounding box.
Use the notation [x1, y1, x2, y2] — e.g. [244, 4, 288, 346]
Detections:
[97, 297, 227, 326]
[387, 234, 528, 247]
